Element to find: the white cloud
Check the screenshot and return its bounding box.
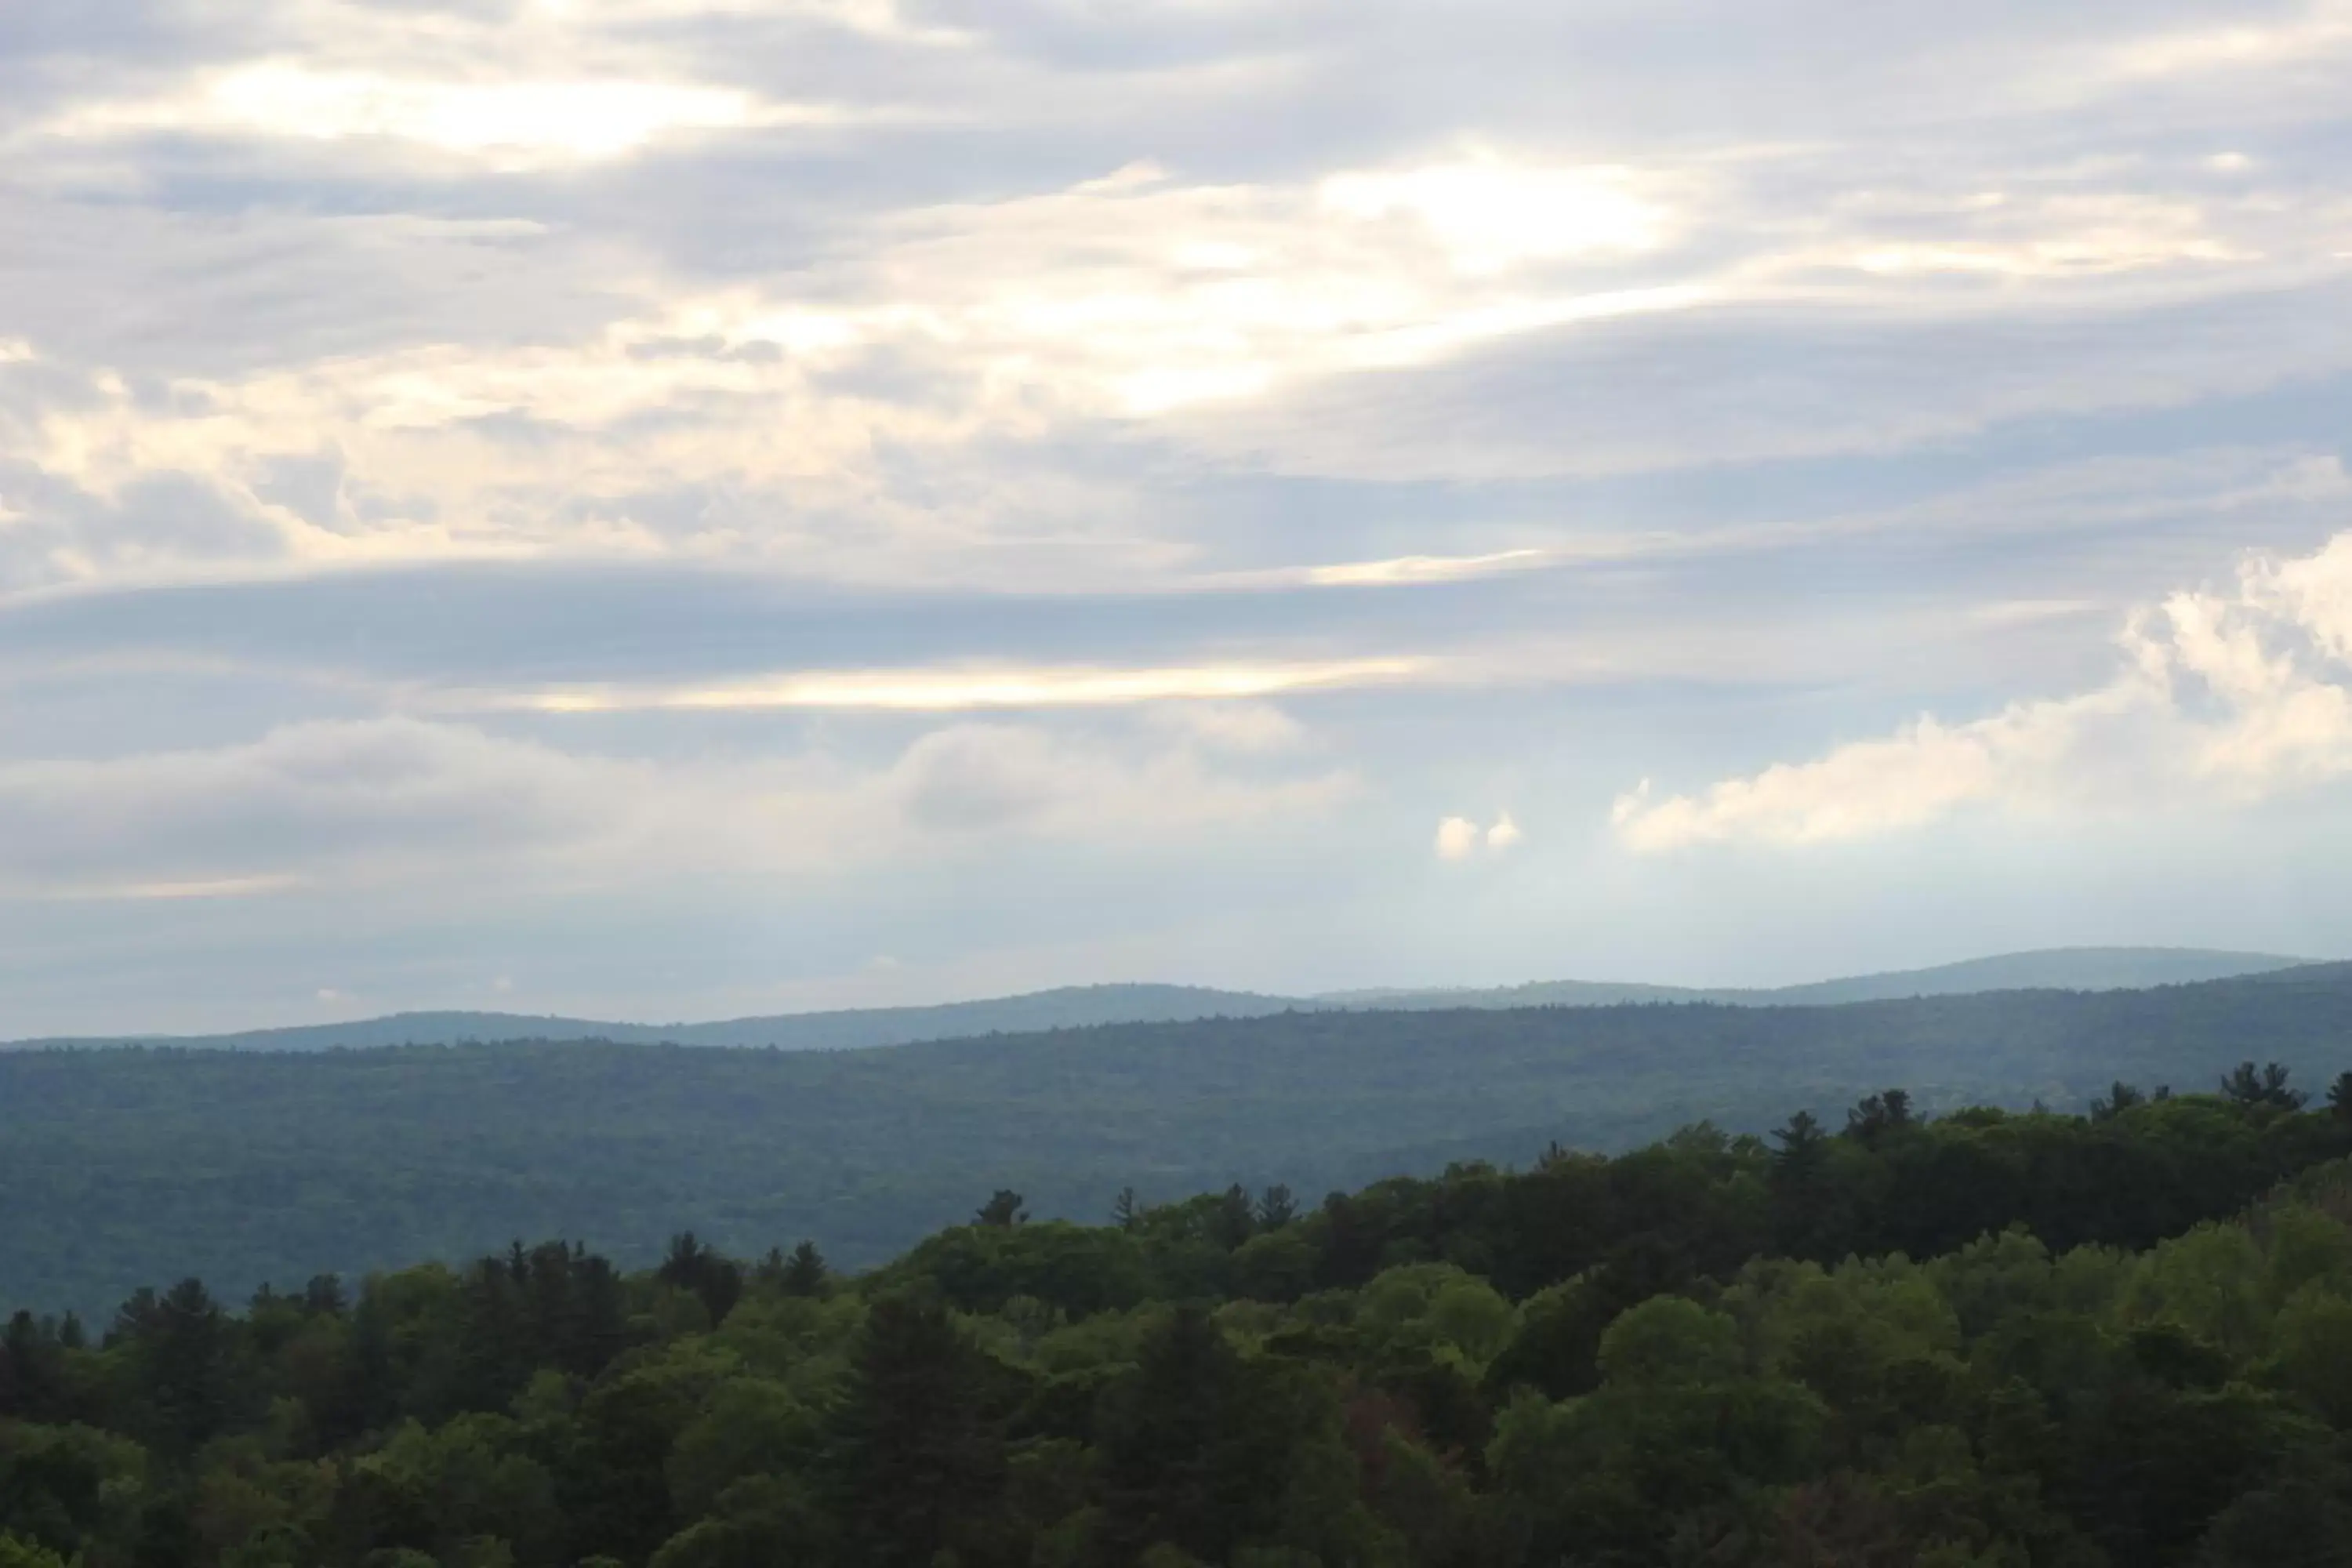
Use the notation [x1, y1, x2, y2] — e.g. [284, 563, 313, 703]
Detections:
[1613, 528, 2352, 851]
[1436, 811, 1521, 859]
[1318, 159, 1669, 274]
[1149, 701, 1307, 753]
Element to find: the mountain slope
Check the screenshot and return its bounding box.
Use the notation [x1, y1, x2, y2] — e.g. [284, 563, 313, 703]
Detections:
[5, 962, 2350, 1317]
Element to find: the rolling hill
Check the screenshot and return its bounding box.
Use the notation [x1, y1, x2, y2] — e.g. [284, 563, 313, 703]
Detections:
[3, 946, 2311, 1053]
[5, 960, 2348, 1318]
[0, 982, 1298, 1054]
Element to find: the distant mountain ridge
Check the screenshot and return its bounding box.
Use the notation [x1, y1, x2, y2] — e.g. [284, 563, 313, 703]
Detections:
[1333, 946, 2318, 1010]
[4, 946, 2315, 1053]
[0, 982, 1301, 1054]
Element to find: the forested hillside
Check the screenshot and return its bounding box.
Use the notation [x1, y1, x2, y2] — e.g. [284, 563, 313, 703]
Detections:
[8, 964, 2352, 1318]
[6, 1076, 2352, 1566]
[0, 985, 1303, 1054]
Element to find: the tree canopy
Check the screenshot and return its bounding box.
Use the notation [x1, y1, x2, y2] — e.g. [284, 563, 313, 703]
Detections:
[7, 1066, 2352, 1564]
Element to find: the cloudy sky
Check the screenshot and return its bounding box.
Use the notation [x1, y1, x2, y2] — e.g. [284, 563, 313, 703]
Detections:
[4, 0, 2352, 1032]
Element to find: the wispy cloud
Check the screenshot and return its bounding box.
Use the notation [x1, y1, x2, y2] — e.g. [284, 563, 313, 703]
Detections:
[486, 656, 1427, 713]
[43, 64, 836, 164]
[2103, 3, 2352, 83]
[81, 875, 308, 902]
[1305, 549, 1554, 587]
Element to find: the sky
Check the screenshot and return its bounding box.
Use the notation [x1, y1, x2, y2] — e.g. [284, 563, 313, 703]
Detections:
[4, 0, 2352, 1033]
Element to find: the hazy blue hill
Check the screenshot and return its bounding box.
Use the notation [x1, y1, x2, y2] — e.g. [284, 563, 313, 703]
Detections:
[6, 982, 1304, 1053]
[1321, 946, 2313, 1010]
[10, 948, 2313, 1055]
[1315, 978, 1701, 1007]
[1759, 945, 2314, 1003]
[6, 962, 2351, 1317]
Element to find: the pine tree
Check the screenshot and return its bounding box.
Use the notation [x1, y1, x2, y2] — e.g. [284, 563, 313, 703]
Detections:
[780, 1240, 829, 1298]
[975, 1190, 1027, 1228]
[1256, 1184, 1298, 1229]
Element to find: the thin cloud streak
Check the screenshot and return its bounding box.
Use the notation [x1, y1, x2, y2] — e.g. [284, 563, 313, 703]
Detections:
[484, 656, 1429, 713]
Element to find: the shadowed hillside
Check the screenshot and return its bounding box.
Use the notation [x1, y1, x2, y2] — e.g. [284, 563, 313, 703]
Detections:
[5, 963, 2350, 1316]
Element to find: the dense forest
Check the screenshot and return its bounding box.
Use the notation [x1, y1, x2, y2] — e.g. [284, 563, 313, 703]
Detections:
[9, 964, 2352, 1317]
[8, 1063, 2352, 1566]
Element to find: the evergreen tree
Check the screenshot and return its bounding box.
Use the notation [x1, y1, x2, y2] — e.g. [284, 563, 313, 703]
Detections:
[2221, 1059, 2307, 1109]
[656, 1232, 743, 1324]
[2091, 1080, 2147, 1120]
[1256, 1184, 1298, 1229]
[779, 1241, 829, 1298]
[975, 1190, 1027, 1228]
[831, 1298, 1016, 1567]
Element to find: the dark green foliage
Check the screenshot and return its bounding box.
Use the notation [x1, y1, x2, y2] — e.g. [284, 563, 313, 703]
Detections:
[1092, 1307, 1329, 1564]
[1256, 1185, 1298, 1230]
[2220, 1059, 2308, 1110]
[769, 1243, 829, 1300]
[974, 1191, 1028, 1229]
[2092, 1079, 2147, 1120]
[830, 1298, 1018, 1566]
[655, 1236, 742, 1327]
[10, 1068, 2352, 1565]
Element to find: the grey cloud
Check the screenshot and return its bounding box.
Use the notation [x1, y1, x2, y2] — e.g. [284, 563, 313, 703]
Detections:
[1, 416, 2338, 710]
[1178, 280, 2352, 483]
[875, 0, 2326, 172]
[0, 187, 635, 375]
[252, 449, 347, 529]
[894, 724, 1067, 830]
[0, 467, 285, 590]
[0, 717, 615, 890]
